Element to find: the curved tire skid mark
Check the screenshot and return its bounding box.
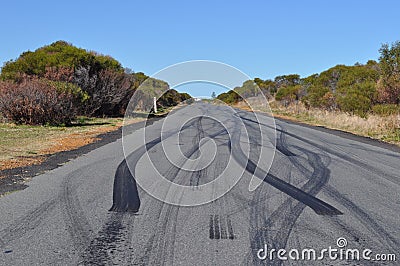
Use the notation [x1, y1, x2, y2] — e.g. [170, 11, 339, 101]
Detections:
[288, 144, 400, 254]
[0, 160, 108, 261]
[235, 112, 341, 215]
[147, 118, 212, 265]
[233, 111, 340, 265]
[324, 185, 399, 253]
[231, 123, 342, 216]
[0, 198, 58, 249]
[81, 117, 202, 264]
[0, 163, 105, 250]
[275, 124, 296, 157]
[237, 111, 400, 186]
[233, 113, 339, 265]
[189, 117, 203, 187]
[61, 169, 97, 263]
[285, 127, 399, 187]
[59, 159, 115, 264]
[131, 160, 188, 265]
[147, 200, 180, 265]
[249, 145, 333, 265]
[145, 116, 229, 265]
[236, 111, 398, 264]
[261, 150, 331, 265]
[120, 117, 209, 265]
[247, 183, 269, 265]
[88, 142, 160, 265]
[110, 116, 202, 212]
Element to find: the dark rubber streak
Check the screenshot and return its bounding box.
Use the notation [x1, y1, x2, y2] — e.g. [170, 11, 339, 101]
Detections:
[220, 217, 227, 239]
[209, 215, 215, 239]
[227, 218, 235, 240]
[230, 128, 342, 216]
[214, 215, 220, 239]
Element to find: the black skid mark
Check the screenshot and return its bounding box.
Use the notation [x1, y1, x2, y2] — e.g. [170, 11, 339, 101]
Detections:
[109, 159, 141, 213]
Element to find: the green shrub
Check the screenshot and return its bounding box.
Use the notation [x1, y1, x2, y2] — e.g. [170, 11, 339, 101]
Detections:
[216, 90, 242, 104]
[1, 41, 122, 80]
[157, 89, 183, 108]
[47, 80, 89, 102]
[336, 92, 371, 117]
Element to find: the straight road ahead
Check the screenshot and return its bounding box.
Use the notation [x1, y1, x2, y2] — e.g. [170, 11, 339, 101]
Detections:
[0, 102, 399, 265]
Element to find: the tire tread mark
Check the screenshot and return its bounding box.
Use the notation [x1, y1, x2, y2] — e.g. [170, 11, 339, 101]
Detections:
[289, 145, 400, 253]
[209, 215, 215, 239]
[0, 199, 57, 248]
[61, 173, 93, 257]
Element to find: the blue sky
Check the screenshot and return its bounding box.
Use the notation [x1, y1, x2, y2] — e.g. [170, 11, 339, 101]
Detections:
[1, 0, 399, 96]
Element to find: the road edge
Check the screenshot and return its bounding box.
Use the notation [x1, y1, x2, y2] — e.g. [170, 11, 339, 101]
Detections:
[0, 116, 165, 196]
[232, 106, 400, 153]
[272, 112, 400, 153]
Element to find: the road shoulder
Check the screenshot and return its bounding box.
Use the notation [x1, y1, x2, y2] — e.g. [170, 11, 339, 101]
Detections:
[0, 117, 163, 196]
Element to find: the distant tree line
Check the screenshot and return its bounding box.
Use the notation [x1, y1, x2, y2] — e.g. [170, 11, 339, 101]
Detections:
[217, 41, 400, 117]
[0, 41, 191, 125]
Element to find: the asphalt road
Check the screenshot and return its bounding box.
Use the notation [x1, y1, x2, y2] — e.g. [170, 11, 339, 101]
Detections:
[0, 102, 399, 265]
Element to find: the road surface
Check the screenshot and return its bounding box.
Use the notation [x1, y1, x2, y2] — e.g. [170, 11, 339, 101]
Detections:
[0, 103, 399, 265]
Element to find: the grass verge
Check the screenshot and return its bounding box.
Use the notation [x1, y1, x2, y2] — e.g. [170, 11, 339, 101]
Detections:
[0, 117, 143, 171]
[235, 99, 400, 147]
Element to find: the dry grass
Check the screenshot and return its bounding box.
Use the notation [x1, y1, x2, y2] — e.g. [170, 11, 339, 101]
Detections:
[236, 98, 400, 146]
[0, 117, 143, 171]
[0, 104, 182, 172]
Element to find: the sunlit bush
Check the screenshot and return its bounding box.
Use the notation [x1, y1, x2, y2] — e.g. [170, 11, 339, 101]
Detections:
[0, 77, 86, 125]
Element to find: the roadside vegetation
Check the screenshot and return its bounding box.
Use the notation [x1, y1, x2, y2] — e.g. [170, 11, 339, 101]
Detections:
[0, 41, 191, 125]
[217, 41, 400, 145]
[0, 41, 192, 170]
[0, 117, 144, 170]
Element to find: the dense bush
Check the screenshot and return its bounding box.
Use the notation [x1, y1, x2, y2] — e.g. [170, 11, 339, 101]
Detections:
[234, 80, 259, 98]
[1, 41, 122, 80]
[72, 67, 135, 116]
[372, 104, 400, 116]
[336, 92, 372, 117]
[0, 41, 141, 119]
[302, 86, 331, 109]
[377, 42, 400, 104]
[275, 85, 302, 106]
[157, 89, 191, 108]
[0, 41, 192, 124]
[303, 64, 379, 113]
[179, 92, 192, 102]
[216, 43, 400, 118]
[0, 77, 86, 125]
[216, 90, 242, 104]
[254, 78, 276, 97]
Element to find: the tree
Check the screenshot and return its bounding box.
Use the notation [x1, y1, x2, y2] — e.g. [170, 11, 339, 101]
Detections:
[275, 85, 302, 106]
[0, 41, 122, 80]
[254, 78, 276, 97]
[216, 90, 242, 104]
[211, 91, 216, 99]
[274, 74, 300, 88]
[377, 41, 400, 104]
[234, 80, 259, 98]
[300, 63, 379, 114]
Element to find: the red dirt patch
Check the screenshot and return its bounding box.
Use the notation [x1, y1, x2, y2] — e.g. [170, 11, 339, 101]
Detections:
[0, 125, 119, 172]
